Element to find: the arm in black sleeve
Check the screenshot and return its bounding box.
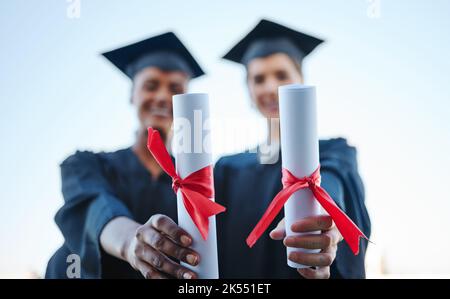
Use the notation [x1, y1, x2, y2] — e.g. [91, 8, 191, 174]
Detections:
[321, 150, 371, 278]
[54, 151, 133, 278]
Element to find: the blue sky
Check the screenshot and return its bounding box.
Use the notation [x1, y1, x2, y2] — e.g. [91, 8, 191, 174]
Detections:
[1, 0, 449, 277]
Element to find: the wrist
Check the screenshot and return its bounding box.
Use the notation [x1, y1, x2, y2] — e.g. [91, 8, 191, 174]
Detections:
[120, 224, 139, 262]
[100, 216, 140, 262]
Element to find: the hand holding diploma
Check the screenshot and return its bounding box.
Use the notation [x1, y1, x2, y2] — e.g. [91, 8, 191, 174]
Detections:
[247, 84, 367, 278]
[147, 93, 225, 279]
[270, 215, 343, 279]
[122, 93, 225, 279]
[124, 214, 201, 279]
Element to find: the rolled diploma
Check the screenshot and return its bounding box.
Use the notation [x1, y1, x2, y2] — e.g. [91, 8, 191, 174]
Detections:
[172, 93, 219, 278]
[278, 84, 323, 269]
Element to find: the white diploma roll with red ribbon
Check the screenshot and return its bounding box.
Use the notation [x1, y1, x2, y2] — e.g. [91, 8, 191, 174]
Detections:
[172, 93, 221, 278]
[278, 84, 323, 268]
[246, 84, 367, 268]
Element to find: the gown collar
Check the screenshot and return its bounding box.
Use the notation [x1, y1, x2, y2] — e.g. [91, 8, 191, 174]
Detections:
[126, 147, 173, 183]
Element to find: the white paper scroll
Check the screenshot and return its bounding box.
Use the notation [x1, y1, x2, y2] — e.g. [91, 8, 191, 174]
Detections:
[278, 84, 323, 269]
[172, 93, 219, 278]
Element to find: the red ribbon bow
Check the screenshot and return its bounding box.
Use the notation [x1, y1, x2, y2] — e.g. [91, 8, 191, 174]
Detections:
[246, 165, 367, 255]
[147, 128, 226, 240]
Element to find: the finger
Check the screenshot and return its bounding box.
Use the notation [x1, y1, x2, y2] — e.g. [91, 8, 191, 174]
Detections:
[324, 227, 343, 246]
[322, 243, 338, 256]
[288, 251, 335, 267]
[149, 214, 192, 247]
[284, 233, 332, 250]
[291, 215, 334, 233]
[269, 218, 286, 240]
[137, 226, 200, 266]
[136, 243, 197, 279]
[135, 259, 171, 279]
[298, 267, 330, 279]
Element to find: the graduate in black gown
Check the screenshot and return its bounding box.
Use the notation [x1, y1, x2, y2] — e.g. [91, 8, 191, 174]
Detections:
[46, 32, 208, 279]
[215, 19, 371, 278]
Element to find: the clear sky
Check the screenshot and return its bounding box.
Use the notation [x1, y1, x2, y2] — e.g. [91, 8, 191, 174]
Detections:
[1, 0, 449, 278]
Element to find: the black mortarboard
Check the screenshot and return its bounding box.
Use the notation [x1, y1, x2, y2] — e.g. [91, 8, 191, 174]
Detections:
[222, 19, 324, 66]
[102, 32, 205, 79]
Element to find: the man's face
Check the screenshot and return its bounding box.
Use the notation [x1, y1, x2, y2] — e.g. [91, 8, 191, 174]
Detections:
[131, 67, 189, 136]
[247, 53, 303, 118]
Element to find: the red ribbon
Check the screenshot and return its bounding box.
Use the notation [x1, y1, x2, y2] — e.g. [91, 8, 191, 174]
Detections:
[246, 165, 367, 255]
[147, 127, 226, 240]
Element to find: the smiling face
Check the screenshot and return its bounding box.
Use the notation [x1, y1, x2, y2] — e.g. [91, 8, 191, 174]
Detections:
[246, 52, 304, 118]
[131, 67, 189, 136]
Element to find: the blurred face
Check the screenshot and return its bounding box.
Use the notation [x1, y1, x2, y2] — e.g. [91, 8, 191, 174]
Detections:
[247, 53, 304, 118]
[131, 67, 189, 136]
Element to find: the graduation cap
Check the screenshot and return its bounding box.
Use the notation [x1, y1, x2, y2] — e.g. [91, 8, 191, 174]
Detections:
[222, 19, 324, 66]
[102, 32, 205, 79]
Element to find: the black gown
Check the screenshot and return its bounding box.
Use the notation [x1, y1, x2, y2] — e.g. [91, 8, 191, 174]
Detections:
[46, 138, 371, 278]
[46, 148, 177, 278]
[214, 138, 371, 278]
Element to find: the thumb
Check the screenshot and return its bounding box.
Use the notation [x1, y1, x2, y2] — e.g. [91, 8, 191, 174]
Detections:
[269, 218, 286, 240]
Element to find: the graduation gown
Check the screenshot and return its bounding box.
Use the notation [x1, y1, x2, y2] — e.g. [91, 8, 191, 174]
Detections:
[46, 148, 177, 278]
[46, 138, 370, 279]
[214, 138, 371, 278]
